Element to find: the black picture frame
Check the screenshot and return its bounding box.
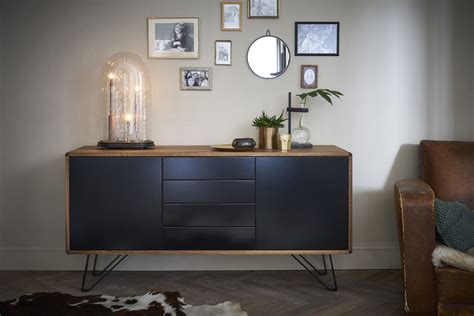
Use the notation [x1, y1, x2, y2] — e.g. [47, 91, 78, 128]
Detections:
[295, 22, 340, 56]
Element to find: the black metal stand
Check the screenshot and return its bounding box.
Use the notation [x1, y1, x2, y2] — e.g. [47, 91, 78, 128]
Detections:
[81, 254, 128, 292]
[287, 92, 313, 149]
[291, 254, 338, 291]
[80, 253, 337, 292]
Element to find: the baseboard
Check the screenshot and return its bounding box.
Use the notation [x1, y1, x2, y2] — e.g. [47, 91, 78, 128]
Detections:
[0, 244, 401, 270]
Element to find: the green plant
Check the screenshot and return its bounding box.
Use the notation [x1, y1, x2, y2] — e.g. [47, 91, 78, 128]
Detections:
[297, 89, 344, 106]
[252, 111, 287, 128]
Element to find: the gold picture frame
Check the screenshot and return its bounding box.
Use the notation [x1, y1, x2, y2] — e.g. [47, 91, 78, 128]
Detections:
[215, 40, 232, 66]
[221, 1, 243, 31]
[148, 17, 199, 59]
[247, 0, 279, 19]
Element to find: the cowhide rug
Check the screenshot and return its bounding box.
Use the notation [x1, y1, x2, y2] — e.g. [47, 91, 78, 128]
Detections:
[0, 290, 247, 316]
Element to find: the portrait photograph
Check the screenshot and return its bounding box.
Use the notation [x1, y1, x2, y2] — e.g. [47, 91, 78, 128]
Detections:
[180, 67, 212, 91]
[248, 0, 279, 18]
[301, 65, 318, 89]
[215, 40, 232, 65]
[148, 17, 199, 59]
[221, 2, 242, 31]
[295, 22, 339, 56]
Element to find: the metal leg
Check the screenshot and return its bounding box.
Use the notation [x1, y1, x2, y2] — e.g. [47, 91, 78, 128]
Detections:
[298, 254, 327, 276]
[81, 254, 128, 292]
[291, 254, 338, 291]
[91, 254, 126, 277]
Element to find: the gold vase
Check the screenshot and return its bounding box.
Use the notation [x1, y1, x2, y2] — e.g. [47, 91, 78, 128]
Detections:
[258, 127, 279, 149]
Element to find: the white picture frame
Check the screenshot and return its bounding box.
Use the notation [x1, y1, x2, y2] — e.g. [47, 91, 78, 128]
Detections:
[148, 17, 199, 59]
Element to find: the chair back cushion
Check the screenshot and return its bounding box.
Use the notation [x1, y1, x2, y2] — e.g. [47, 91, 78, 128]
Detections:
[420, 140, 474, 209]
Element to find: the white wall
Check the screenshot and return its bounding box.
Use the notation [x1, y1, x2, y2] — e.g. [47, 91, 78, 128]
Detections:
[1, 0, 473, 270]
[0, 0, 5, 264]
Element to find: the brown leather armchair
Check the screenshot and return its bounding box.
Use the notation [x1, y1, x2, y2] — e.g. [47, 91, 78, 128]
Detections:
[394, 140, 474, 315]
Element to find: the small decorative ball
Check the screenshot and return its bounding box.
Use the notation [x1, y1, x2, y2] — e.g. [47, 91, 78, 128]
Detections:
[232, 138, 256, 148]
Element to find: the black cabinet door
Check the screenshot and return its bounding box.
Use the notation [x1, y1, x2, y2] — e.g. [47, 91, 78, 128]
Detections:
[69, 157, 162, 250]
[256, 157, 349, 250]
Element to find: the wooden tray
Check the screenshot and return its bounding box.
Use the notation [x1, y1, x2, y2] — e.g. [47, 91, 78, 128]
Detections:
[210, 144, 255, 152]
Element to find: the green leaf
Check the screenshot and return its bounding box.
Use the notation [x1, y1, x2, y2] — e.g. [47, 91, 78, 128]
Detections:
[327, 89, 343, 97]
[317, 91, 333, 105]
[307, 90, 319, 98]
[295, 88, 343, 107]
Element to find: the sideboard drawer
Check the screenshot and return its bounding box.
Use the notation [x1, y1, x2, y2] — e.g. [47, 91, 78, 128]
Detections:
[163, 157, 255, 180]
[164, 227, 255, 250]
[163, 204, 255, 227]
[163, 180, 255, 203]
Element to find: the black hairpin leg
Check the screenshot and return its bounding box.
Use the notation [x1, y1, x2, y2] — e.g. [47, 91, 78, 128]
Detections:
[291, 254, 338, 291]
[81, 254, 128, 292]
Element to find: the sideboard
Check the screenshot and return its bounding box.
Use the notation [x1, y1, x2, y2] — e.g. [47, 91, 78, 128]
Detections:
[65, 145, 352, 291]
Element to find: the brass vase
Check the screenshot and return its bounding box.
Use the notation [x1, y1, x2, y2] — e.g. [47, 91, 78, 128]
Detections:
[258, 127, 279, 149]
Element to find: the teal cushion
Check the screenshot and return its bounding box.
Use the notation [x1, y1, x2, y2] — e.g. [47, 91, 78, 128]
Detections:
[435, 198, 474, 253]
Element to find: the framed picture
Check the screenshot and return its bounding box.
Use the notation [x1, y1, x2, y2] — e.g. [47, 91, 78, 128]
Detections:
[295, 22, 340, 56]
[221, 2, 242, 31]
[215, 40, 232, 66]
[180, 67, 212, 91]
[148, 17, 199, 59]
[248, 0, 279, 18]
[301, 65, 318, 89]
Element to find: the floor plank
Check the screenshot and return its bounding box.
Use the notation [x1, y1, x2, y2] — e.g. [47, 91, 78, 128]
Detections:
[0, 269, 403, 315]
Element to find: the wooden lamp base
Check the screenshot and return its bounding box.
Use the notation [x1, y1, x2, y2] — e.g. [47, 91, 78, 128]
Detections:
[97, 140, 155, 149]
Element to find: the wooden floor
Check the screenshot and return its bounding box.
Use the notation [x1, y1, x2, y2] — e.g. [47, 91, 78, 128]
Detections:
[0, 269, 403, 315]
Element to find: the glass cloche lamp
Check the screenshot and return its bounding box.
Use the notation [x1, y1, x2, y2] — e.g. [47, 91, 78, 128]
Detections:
[97, 52, 154, 149]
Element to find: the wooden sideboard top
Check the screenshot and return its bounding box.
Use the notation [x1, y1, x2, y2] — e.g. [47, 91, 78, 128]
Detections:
[66, 145, 351, 157]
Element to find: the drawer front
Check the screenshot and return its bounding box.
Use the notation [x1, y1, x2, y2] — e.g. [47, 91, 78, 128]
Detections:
[163, 204, 255, 227]
[163, 157, 255, 180]
[163, 180, 255, 203]
[164, 227, 255, 250]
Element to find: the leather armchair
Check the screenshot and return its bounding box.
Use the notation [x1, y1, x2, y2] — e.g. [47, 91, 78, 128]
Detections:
[394, 140, 474, 315]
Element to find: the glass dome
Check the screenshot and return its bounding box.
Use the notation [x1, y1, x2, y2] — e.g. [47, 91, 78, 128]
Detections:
[102, 52, 151, 143]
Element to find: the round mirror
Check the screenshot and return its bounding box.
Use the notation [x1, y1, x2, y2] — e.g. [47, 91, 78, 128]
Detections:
[247, 32, 290, 79]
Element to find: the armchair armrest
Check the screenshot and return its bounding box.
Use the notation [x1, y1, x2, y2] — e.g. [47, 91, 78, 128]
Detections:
[394, 179, 437, 314]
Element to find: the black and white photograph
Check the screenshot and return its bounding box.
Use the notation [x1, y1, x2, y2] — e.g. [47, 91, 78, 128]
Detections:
[215, 40, 232, 65]
[248, 0, 279, 18]
[301, 65, 318, 89]
[180, 67, 212, 90]
[295, 22, 339, 56]
[148, 17, 199, 59]
[221, 2, 242, 31]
